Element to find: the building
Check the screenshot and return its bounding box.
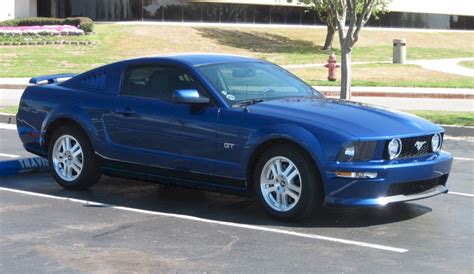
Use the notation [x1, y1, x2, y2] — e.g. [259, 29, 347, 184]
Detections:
[2, 0, 474, 30]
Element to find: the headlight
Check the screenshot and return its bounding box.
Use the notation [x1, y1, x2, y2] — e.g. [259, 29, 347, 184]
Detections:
[337, 141, 377, 162]
[388, 138, 402, 159]
[431, 133, 442, 152]
[344, 145, 355, 160]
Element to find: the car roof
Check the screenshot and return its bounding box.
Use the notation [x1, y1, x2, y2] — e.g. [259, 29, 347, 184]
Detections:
[124, 53, 261, 67]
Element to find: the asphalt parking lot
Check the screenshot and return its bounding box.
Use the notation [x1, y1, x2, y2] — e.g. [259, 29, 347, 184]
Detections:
[0, 126, 473, 272]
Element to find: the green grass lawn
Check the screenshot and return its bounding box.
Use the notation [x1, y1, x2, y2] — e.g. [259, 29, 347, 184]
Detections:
[407, 111, 474, 127]
[458, 61, 474, 69]
[0, 24, 473, 84]
[290, 64, 474, 88]
[0, 106, 18, 114]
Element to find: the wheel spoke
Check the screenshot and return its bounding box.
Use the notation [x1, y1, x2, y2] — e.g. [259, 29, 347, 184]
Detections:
[70, 143, 80, 153]
[61, 165, 67, 177]
[273, 159, 283, 175]
[71, 163, 81, 174]
[72, 149, 82, 158]
[281, 193, 289, 207]
[66, 166, 73, 178]
[72, 159, 83, 169]
[286, 189, 299, 200]
[282, 162, 295, 177]
[60, 139, 67, 152]
[286, 169, 299, 183]
[287, 181, 301, 194]
[66, 137, 72, 150]
[263, 179, 277, 192]
[276, 192, 282, 205]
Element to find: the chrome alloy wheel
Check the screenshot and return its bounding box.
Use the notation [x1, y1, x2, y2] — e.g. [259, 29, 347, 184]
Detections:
[52, 135, 83, 182]
[260, 156, 302, 212]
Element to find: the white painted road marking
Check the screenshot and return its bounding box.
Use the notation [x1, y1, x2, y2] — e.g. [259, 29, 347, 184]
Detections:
[448, 191, 474, 198]
[0, 123, 16, 130]
[0, 187, 408, 253]
[454, 157, 474, 161]
[0, 153, 20, 158]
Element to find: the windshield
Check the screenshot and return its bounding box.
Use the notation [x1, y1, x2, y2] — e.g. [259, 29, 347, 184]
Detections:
[196, 62, 321, 106]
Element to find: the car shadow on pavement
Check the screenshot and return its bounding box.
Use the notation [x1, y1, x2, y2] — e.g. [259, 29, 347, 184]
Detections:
[2, 173, 432, 228]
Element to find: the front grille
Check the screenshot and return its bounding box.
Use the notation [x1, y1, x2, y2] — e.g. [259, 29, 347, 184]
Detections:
[387, 174, 448, 196]
[383, 134, 442, 159]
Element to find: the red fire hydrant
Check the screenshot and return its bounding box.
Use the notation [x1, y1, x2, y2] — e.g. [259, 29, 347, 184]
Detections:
[324, 52, 340, 81]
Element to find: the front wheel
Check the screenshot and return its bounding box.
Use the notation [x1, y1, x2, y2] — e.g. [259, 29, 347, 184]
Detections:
[48, 126, 101, 190]
[254, 144, 323, 221]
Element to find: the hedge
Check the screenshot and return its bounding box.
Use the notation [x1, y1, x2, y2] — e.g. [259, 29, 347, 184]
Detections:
[0, 17, 94, 32]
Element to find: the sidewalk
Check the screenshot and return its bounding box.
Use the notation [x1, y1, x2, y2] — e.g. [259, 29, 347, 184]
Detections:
[407, 57, 474, 78]
[316, 86, 474, 99]
[0, 78, 30, 89]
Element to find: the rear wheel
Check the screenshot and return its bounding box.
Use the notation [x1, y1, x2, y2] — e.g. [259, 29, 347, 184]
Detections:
[48, 126, 101, 190]
[254, 144, 323, 221]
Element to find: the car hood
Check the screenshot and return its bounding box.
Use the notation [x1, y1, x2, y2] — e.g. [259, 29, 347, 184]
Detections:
[247, 97, 442, 138]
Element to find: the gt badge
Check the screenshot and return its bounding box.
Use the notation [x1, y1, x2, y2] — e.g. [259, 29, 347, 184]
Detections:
[224, 143, 235, 149]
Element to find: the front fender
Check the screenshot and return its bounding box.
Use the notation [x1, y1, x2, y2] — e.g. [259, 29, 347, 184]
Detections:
[243, 123, 325, 175]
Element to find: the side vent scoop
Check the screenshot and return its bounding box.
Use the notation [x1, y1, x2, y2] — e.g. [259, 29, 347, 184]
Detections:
[29, 73, 77, 85]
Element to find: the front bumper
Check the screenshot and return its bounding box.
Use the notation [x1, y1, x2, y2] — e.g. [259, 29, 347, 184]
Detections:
[323, 151, 453, 206]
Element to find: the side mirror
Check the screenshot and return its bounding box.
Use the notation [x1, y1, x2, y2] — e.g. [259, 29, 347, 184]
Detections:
[172, 89, 210, 104]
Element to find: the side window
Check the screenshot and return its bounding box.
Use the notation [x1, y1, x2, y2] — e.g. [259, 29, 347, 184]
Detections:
[122, 65, 199, 101]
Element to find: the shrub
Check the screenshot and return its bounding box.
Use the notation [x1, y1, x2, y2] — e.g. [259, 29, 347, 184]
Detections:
[0, 17, 94, 32]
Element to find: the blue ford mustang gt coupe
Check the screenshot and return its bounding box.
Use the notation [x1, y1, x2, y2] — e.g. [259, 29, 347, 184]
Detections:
[17, 54, 453, 220]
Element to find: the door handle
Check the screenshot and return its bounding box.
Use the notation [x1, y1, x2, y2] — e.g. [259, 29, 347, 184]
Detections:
[114, 106, 135, 116]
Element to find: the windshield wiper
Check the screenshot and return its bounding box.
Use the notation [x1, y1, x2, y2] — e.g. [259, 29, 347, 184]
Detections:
[232, 99, 267, 107]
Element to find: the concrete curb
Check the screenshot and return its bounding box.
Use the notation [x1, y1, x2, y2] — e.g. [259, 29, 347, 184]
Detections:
[0, 157, 49, 176]
[0, 83, 27, 89]
[0, 113, 15, 124]
[321, 91, 474, 99]
[442, 125, 474, 137]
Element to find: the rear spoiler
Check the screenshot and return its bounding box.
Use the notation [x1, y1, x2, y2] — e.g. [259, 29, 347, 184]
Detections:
[29, 73, 78, 85]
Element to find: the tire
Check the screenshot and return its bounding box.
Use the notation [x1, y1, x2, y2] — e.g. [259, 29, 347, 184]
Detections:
[48, 125, 101, 190]
[253, 144, 323, 221]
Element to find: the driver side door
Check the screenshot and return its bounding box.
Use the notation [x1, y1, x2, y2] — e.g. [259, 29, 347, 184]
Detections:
[102, 64, 219, 176]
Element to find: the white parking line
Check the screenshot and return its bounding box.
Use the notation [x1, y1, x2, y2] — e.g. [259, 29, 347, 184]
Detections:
[0, 123, 16, 130]
[0, 153, 20, 158]
[0, 187, 408, 253]
[453, 157, 474, 161]
[448, 191, 474, 198]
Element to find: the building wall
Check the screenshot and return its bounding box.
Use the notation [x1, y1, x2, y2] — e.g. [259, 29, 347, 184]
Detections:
[0, 0, 16, 21]
[14, 0, 37, 18]
[388, 0, 474, 17]
[4, 0, 474, 30]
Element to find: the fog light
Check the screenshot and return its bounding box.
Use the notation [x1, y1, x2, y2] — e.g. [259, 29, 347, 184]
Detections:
[336, 171, 378, 179]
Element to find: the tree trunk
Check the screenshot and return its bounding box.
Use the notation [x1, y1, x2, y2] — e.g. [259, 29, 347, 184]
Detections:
[340, 47, 352, 100]
[323, 24, 335, 50]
